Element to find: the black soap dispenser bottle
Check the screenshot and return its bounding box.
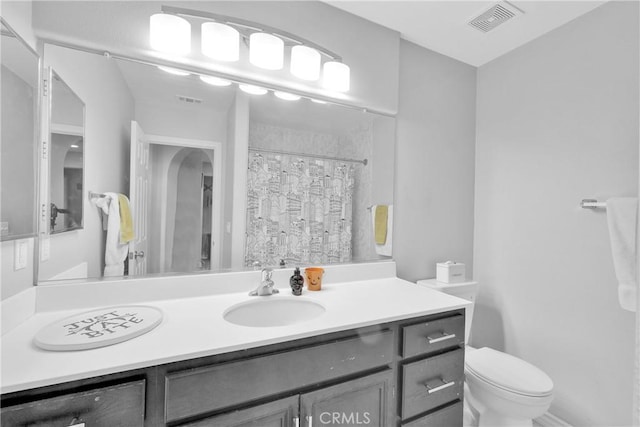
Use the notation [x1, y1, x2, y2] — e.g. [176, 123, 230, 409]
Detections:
[290, 267, 304, 296]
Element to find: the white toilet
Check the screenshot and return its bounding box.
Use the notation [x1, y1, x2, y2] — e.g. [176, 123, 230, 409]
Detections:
[417, 280, 554, 427]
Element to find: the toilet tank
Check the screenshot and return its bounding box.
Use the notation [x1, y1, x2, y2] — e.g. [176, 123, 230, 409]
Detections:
[416, 279, 478, 345]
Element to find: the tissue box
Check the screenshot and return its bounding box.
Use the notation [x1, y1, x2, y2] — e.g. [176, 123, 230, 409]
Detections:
[436, 261, 466, 283]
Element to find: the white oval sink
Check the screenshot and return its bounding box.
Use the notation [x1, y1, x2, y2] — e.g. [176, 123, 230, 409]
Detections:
[223, 297, 325, 327]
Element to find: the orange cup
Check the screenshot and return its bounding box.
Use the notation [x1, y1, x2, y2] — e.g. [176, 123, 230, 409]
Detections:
[305, 267, 324, 291]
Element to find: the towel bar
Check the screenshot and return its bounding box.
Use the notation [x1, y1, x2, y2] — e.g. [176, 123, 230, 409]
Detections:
[89, 191, 107, 199]
[581, 199, 606, 209]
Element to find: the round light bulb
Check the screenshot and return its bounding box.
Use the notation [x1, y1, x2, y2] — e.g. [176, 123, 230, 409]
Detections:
[239, 84, 268, 95]
[249, 33, 284, 70]
[200, 75, 232, 86]
[322, 61, 350, 92]
[274, 91, 301, 101]
[290, 45, 321, 81]
[149, 13, 191, 55]
[201, 22, 239, 62]
[157, 66, 190, 76]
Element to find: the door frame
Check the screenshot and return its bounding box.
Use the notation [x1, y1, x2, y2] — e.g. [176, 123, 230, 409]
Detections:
[147, 134, 223, 271]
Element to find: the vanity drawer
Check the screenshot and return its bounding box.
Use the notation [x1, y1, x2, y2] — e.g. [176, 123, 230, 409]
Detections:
[165, 330, 393, 423]
[1, 379, 145, 427]
[402, 401, 463, 427]
[401, 348, 464, 420]
[402, 314, 464, 358]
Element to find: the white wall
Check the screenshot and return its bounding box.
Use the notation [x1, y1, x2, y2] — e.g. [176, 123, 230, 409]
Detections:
[135, 101, 226, 143]
[394, 40, 477, 283]
[38, 44, 134, 281]
[474, 2, 639, 425]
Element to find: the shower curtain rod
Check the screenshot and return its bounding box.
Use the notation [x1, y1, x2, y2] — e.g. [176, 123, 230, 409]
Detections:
[249, 147, 368, 165]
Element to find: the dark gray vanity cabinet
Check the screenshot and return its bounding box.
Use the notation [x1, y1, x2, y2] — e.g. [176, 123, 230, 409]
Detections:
[0, 309, 465, 427]
[180, 370, 393, 427]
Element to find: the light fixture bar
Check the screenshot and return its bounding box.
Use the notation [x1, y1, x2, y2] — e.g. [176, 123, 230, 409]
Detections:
[161, 5, 342, 61]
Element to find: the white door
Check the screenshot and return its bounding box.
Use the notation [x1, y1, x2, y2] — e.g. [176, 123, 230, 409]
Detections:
[129, 121, 149, 275]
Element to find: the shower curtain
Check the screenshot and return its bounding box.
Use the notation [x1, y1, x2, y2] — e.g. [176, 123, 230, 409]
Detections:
[245, 150, 355, 267]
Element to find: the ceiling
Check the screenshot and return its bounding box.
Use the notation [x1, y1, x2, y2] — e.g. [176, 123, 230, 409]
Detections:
[325, 1, 608, 66]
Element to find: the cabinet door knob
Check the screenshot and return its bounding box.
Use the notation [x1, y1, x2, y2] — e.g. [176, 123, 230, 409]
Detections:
[426, 331, 456, 344]
[306, 415, 313, 427]
[293, 416, 300, 427]
[424, 378, 456, 394]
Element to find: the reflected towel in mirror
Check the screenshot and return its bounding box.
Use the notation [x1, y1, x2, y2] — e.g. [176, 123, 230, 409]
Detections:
[372, 204, 393, 256]
[91, 192, 130, 277]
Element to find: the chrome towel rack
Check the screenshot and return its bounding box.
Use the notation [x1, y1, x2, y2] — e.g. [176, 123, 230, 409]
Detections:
[88, 191, 107, 200]
[581, 199, 606, 209]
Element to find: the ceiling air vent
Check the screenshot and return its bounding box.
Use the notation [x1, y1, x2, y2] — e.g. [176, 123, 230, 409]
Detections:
[176, 95, 203, 104]
[468, 1, 524, 33]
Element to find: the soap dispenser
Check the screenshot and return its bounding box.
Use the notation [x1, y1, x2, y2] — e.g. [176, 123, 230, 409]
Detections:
[290, 267, 304, 296]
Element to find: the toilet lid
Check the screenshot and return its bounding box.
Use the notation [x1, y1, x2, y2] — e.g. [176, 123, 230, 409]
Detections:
[465, 347, 553, 397]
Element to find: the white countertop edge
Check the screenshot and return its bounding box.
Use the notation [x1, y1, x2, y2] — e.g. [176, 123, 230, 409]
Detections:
[2, 300, 469, 394]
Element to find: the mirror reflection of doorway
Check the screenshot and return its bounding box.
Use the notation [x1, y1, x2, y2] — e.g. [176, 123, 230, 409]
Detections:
[170, 149, 213, 272]
[144, 140, 221, 275]
[50, 132, 83, 232]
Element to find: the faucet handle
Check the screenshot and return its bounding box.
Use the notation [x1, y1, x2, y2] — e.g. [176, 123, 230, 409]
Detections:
[261, 268, 273, 282]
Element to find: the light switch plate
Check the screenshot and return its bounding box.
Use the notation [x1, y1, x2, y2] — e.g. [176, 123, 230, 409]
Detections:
[40, 235, 50, 261]
[14, 240, 28, 271]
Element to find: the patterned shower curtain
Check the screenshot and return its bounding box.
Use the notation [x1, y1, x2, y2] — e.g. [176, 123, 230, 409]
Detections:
[245, 150, 355, 267]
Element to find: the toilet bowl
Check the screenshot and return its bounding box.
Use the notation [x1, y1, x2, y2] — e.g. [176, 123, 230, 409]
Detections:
[416, 280, 554, 427]
[465, 347, 553, 427]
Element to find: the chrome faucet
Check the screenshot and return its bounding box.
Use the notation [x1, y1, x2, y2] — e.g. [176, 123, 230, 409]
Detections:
[249, 268, 279, 296]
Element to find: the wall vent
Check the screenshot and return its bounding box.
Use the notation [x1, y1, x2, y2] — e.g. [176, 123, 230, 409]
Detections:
[176, 95, 203, 104]
[468, 1, 524, 33]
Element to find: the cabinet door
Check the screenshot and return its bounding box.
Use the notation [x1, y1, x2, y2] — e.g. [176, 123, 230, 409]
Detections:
[178, 395, 298, 427]
[1, 380, 145, 427]
[300, 370, 393, 427]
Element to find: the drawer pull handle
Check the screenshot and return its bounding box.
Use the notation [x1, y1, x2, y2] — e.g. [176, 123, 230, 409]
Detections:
[306, 415, 313, 427]
[426, 332, 456, 344]
[293, 416, 300, 427]
[425, 378, 456, 394]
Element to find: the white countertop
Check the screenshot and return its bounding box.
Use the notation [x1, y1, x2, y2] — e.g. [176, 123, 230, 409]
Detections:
[1, 272, 469, 394]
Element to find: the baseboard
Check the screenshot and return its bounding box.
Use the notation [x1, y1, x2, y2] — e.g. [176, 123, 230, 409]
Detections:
[535, 412, 572, 427]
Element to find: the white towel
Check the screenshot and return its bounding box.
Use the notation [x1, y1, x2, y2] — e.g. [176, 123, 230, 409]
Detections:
[606, 197, 638, 312]
[372, 204, 393, 256]
[92, 192, 129, 277]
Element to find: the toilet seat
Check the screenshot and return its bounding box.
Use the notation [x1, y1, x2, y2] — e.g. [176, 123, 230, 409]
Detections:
[465, 347, 553, 397]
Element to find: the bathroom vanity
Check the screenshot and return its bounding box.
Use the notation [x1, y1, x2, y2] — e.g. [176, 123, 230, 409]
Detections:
[1, 264, 469, 426]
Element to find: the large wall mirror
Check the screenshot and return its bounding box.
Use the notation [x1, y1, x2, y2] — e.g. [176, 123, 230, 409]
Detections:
[38, 43, 395, 284]
[0, 18, 39, 241]
[48, 69, 85, 234]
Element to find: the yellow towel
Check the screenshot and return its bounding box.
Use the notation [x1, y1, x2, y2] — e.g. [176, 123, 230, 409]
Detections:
[118, 194, 134, 244]
[374, 205, 388, 245]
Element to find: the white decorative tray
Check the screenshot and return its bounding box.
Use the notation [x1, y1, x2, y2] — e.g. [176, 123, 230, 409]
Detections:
[34, 305, 163, 351]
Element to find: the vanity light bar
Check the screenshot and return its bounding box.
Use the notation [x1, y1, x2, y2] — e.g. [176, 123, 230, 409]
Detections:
[160, 6, 342, 61]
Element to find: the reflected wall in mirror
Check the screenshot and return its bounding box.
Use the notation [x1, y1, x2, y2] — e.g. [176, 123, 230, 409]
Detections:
[0, 19, 38, 241]
[49, 70, 85, 233]
[38, 43, 395, 283]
